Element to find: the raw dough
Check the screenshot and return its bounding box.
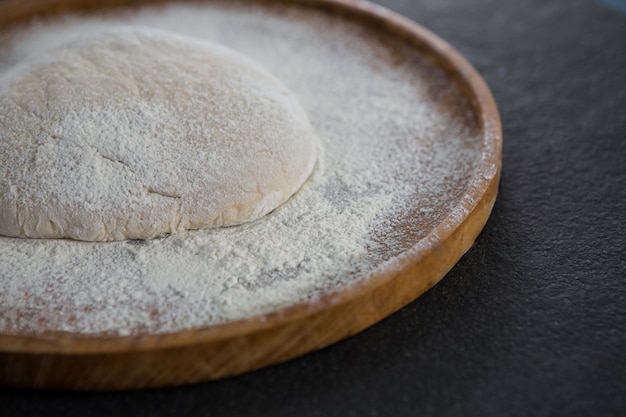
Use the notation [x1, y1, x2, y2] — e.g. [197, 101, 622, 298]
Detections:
[0, 27, 317, 241]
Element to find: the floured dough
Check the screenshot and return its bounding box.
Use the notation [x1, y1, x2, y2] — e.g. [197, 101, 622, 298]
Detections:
[0, 27, 317, 241]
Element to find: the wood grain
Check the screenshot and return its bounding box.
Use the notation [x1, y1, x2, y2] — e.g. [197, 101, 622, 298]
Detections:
[0, 0, 502, 390]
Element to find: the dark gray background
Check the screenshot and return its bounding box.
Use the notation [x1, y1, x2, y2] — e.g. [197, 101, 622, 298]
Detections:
[2, 0, 625, 415]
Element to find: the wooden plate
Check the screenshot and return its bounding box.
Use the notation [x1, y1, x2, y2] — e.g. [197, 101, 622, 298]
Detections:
[0, 0, 502, 390]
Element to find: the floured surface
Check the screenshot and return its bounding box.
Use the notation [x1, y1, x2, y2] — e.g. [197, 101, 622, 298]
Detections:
[0, 3, 484, 336]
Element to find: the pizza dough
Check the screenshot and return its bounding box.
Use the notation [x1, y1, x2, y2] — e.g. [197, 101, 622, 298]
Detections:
[0, 27, 317, 241]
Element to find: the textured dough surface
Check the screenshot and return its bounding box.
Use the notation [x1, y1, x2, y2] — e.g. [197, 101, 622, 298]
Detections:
[0, 28, 317, 241]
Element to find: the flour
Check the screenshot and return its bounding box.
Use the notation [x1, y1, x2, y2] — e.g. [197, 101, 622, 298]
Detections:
[0, 3, 483, 336]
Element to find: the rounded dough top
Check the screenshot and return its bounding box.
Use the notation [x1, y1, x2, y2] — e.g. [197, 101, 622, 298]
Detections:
[0, 28, 317, 241]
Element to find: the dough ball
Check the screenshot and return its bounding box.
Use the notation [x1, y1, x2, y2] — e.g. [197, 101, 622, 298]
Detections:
[0, 28, 317, 241]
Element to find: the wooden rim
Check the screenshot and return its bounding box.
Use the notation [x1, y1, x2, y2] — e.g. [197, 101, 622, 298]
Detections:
[0, 0, 502, 390]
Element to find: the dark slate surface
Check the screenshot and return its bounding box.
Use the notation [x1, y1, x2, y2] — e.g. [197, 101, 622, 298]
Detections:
[2, 0, 625, 415]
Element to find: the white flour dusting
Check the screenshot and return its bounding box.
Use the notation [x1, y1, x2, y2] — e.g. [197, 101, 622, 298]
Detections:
[0, 3, 483, 336]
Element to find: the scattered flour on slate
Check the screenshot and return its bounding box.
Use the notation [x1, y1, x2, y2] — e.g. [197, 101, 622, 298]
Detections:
[0, 3, 482, 336]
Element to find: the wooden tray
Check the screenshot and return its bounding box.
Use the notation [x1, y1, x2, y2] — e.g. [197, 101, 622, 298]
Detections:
[0, 0, 502, 390]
